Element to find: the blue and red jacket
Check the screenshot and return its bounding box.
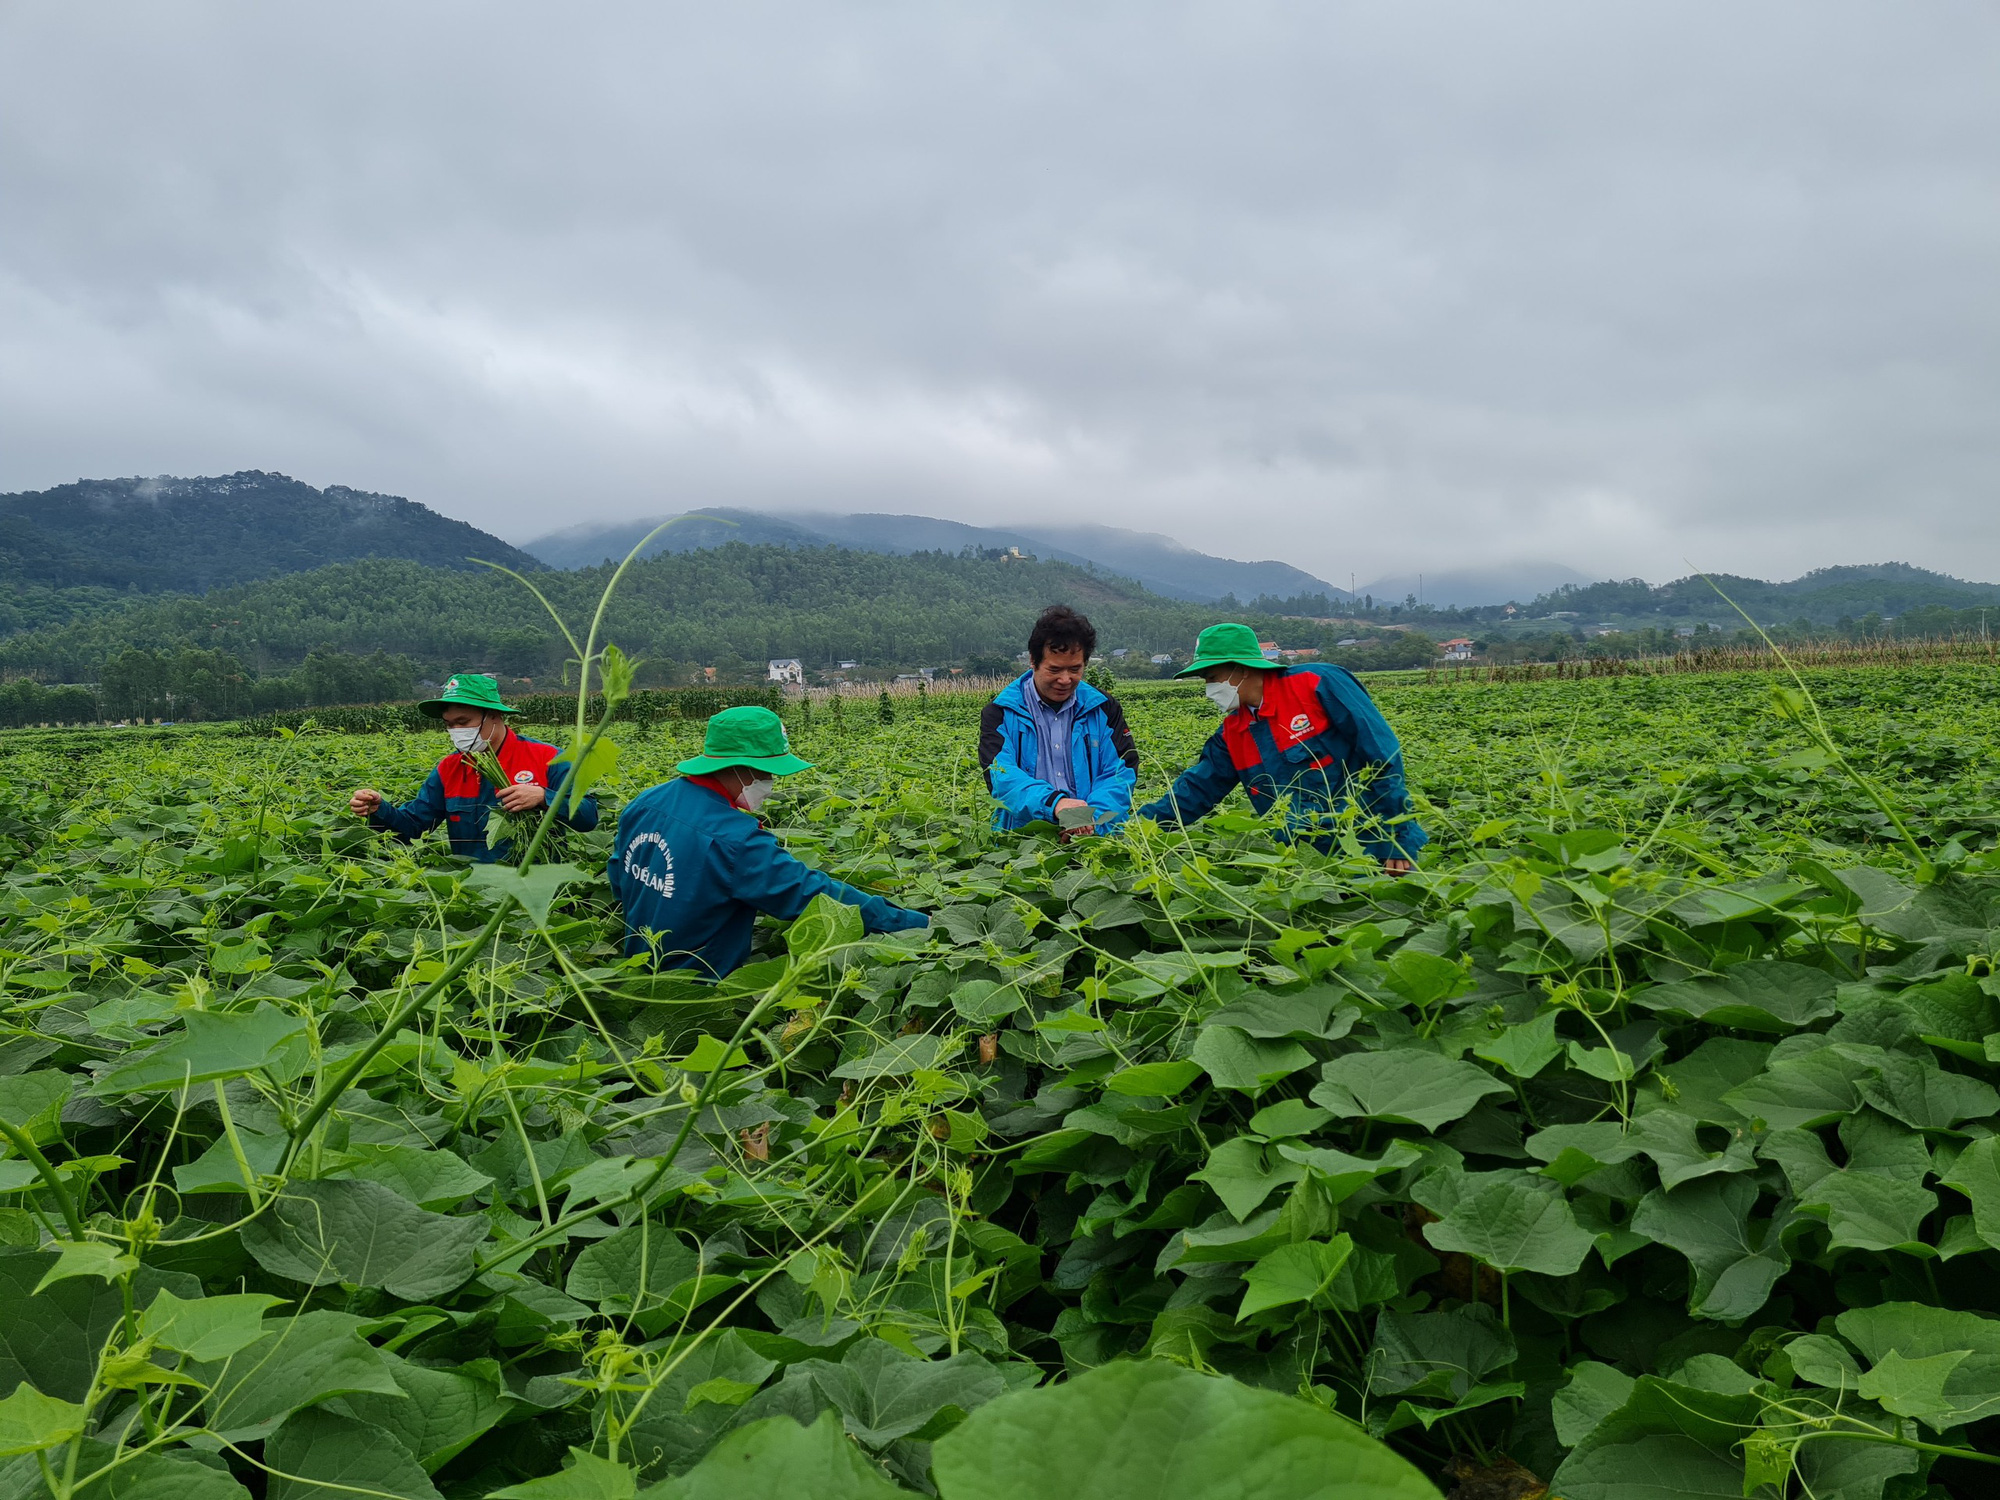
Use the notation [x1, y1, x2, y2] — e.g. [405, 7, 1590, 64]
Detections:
[368, 728, 598, 862]
[608, 775, 927, 978]
[1137, 664, 1426, 862]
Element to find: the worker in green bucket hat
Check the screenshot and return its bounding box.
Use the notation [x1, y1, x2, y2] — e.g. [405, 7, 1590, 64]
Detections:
[607, 705, 928, 977]
[348, 672, 598, 862]
[1137, 623, 1426, 868]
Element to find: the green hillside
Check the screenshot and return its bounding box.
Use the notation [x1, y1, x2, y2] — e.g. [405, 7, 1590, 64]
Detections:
[0, 471, 543, 635]
[0, 543, 1289, 685]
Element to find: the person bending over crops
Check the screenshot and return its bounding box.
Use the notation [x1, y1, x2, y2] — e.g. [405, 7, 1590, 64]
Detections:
[346, 673, 598, 863]
[1138, 622, 1425, 869]
[608, 705, 928, 977]
[979, 604, 1139, 840]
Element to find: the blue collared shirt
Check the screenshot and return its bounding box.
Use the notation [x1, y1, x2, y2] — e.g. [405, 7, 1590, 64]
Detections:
[1023, 688, 1078, 796]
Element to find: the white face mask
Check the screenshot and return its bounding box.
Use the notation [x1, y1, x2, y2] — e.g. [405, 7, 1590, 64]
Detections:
[738, 775, 775, 811]
[1204, 679, 1242, 714]
[447, 725, 487, 754]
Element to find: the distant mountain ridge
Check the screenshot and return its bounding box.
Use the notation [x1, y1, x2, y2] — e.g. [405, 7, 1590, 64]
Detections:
[1519, 562, 2000, 624]
[523, 507, 1347, 604]
[0, 471, 541, 594]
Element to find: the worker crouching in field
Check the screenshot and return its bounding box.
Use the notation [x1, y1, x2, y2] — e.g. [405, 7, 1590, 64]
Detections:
[608, 706, 928, 977]
[347, 673, 598, 862]
[1138, 622, 1426, 869]
[979, 604, 1139, 839]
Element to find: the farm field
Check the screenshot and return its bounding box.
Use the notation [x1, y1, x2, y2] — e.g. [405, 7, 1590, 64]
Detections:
[4, 662, 2000, 1499]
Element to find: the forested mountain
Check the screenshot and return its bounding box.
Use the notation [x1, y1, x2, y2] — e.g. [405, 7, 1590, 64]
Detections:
[0, 472, 541, 635]
[0, 544, 1290, 685]
[1518, 562, 2000, 625]
[523, 507, 1345, 603]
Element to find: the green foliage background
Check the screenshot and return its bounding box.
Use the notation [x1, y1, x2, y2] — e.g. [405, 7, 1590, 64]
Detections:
[2, 663, 2000, 1497]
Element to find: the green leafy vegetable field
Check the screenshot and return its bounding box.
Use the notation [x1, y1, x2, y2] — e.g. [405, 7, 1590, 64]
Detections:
[3, 661, 2000, 1500]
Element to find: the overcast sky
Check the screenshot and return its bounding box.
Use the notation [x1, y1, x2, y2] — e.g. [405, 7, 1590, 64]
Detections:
[2, 2, 1996, 588]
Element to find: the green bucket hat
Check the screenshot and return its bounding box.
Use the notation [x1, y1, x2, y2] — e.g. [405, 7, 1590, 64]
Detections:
[418, 672, 515, 718]
[677, 706, 814, 776]
[1174, 622, 1277, 677]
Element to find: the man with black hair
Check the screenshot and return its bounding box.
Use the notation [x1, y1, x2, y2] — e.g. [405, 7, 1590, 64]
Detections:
[978, 605, 1138, 837]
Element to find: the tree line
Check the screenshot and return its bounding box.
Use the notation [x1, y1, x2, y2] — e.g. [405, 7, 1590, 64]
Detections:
[0, 544, 1430, 686]
[0, 648, 416, 728]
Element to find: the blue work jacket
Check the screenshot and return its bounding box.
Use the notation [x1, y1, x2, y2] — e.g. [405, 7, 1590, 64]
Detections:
[607, 777, 928, 978]
[977, 675, 1139, 832]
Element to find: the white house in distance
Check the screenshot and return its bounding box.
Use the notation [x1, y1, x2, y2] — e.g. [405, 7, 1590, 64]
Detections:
[766, 659, 804, 684]
[1439, 638, 1475, 661]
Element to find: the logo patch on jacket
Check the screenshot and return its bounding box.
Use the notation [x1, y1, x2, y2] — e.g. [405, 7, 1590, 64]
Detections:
[513, 770, 536, 784]
[1289, 713, 1312, 737]
[623, 832, 676, 898]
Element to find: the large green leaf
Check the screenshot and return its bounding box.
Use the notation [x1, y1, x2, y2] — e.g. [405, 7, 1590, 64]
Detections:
[1940, 1135, 2000, 1248]
[832, 1036, 944, 1081]
[140, 1290, 286, 1362]
[786, 893, 867, 963]
[1274, 1141, 1423, 1205]
[929, 1358, 1440, 1500]
[1524, 1122, 1639, 1187]
[1190, 1027, 1315, 1092]
[1836, 1301, 2000, 1430]
[1637, 961, 1837, 1033]
[1547, 1376, 1762, 1500]
[197, 1310, 404, 1441]
[618, 1329, 779, 1478]
[465, 862, 588, 929]
[332, 1351, 507, 1472]
[1237, 1237, 1353, 1319]
[337, 1145, 494, 1210]
[1721, 1047, 1864, 1130]
[1471, 1013, 1562, 1078]
[265, 1408, 442, 1500]
[1205, 988, 1356, 1041]
[798, 1338, 1004, 1448]
[240, 1179, 486, 1300]
[0, 1072, 70, 1145]
[1191, 1138, 1306, 1222]
[93, 1005, 307, 1094]
[1629, 1177, 1789, 1322]
[1413, 1169, 1594, 1276]
[1550, 1361, 1634, 1447]
[1311, 1051, 1509, 1131]
[16, 1442, 252, 1500]
[1802, 1173, 1936, 1254]
[0, 1385, 86, 1457]
[493, 1450, 639, 1500]
[1626, 1111, 1756, 1190]
[1855, 1053, 1999, 1130]
[566, 1224, 703, 1317]
[640, 1411, 901, 1499]
[0, 1252, 198, 1402]
[1365, 1305, 1513, 1403]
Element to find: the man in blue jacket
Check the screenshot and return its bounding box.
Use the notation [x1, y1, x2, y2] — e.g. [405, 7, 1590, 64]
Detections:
[608, 705, 928, 977]
[1138, 622, 1425, 867]
[979, 605, 1138, 837]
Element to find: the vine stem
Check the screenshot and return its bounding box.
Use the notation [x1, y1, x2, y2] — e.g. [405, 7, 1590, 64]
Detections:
[0, 1117, 84, 1238]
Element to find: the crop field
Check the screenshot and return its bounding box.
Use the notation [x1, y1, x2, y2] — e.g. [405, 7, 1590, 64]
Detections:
[4, 661, 2000, 1500]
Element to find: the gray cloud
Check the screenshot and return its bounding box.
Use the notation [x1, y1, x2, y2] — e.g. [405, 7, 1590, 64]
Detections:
[2, 1, 1996, 585]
